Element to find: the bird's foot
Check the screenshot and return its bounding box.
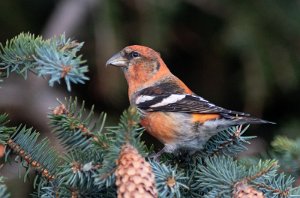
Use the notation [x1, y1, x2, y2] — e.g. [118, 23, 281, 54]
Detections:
[148, 147, 167, 161]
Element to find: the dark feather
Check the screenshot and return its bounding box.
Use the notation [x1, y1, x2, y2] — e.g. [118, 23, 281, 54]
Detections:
[135, 86, 275, 125]
[137, 81, 186, 95]
[137, 94, 250, 116]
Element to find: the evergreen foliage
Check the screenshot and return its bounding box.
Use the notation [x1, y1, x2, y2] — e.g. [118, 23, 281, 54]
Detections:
[0, 177, 10, 198]
[194, 157, 293, 197]
[4, 125, 59, 183]
[0, 33, 89, 91]
[49, 97, 105, 151]
[200, 125, 255, 157]
[0, 114, 15, 145]
[150, 161, 188, 197]
[1, 100, 299, 197]
[271, 136, 300, 178]
[0, 33, 299, 197]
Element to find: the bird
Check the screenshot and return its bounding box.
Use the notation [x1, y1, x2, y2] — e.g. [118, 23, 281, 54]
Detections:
[106, 45, 273, 157]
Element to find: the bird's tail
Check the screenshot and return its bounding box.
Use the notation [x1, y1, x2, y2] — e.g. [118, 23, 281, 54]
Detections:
[222, 114, 276, 125]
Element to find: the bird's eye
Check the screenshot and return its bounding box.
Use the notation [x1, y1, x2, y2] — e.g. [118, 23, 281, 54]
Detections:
[130, 51, 140, 58]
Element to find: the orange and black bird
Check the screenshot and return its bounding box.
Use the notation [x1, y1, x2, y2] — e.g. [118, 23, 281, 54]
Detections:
[106, 45, 273, 156]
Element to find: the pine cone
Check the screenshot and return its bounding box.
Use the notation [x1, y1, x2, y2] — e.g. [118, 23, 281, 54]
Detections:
[233, 182, 265, 198]
[115, 144, 157, 198]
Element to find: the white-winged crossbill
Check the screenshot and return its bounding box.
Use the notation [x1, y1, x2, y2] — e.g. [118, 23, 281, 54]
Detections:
[106, 45, 273, 156]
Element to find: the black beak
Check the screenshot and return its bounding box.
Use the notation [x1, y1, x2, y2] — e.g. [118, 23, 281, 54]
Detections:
[106, 52, 129, 67]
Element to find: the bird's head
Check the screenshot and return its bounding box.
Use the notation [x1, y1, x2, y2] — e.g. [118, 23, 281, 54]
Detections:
[106, 45, 171, 93]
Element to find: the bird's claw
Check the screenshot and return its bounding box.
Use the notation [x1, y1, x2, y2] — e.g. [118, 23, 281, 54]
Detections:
[148, 147, 167, 161]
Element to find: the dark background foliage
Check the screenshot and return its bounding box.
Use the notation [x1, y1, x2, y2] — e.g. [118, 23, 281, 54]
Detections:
[0, 0, 299, 197]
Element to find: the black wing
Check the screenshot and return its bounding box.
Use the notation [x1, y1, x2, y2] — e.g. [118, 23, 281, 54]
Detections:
[135, 94, 250, 116]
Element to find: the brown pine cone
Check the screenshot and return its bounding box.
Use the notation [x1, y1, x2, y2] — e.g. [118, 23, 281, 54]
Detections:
[233, 182, 265, 198]
[115, 143, 157, 198]
[52, 104, 67, 115]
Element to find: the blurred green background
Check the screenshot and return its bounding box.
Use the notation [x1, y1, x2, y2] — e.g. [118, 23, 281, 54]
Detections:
[0, 0, 299, 197]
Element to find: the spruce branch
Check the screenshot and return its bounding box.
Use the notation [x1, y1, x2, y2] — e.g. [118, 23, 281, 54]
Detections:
[0, 114, 16, 145]
[271, 136, 300, 154]
[239, 160, 294, 197]
[58, 149, 103, 190]
[201, 125, 255, 157]
[0, 33, 43, 78]
[32, 180, 113, 198]
[0, 32, 89, 91]
[49, 97, 106, 151]
[94, 107, 148, 189]
[193, 156, 245, 197]
[290, 187, 300, 197]
[247, 136, 300, 179]
[4, 125, 59, 182]
[193, 156, 295, 197]
[245, 159, 279, 183]
[270, 136, 300, 183]
[150, 160, 188, 198]
[107, 106, 148, 155]
[271, 136, 300, 167]
[251, 173, 293, 198]
[0, 177, 10, 198]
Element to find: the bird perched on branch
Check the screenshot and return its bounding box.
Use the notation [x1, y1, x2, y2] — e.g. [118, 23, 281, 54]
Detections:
[106, 45, 273, 157]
